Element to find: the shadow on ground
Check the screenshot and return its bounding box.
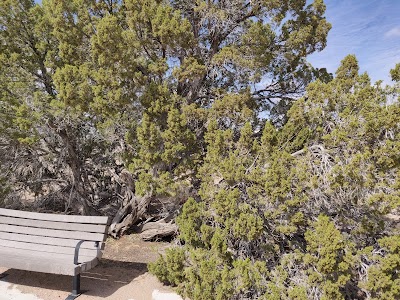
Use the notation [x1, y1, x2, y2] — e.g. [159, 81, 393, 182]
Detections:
[0, 258, 147, 298]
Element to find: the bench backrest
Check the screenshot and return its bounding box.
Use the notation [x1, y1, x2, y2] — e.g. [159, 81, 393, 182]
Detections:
[0, 208, 109, 258]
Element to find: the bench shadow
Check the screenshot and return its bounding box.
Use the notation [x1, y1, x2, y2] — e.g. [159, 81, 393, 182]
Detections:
[0, 258, 148, 298]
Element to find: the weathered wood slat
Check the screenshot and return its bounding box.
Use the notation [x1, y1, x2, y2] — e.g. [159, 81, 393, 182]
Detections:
[0, 216, 107, 233]
[0, 239, 99, 257]
[0, 224, 106, 241]
[0, 253, 79, 275]
[0, 245, 94, 262]
[0, 231, 105, 249]
[0, 208, 108, 281]
[0, 247, 99, 275]
[0, 208, 109, 224]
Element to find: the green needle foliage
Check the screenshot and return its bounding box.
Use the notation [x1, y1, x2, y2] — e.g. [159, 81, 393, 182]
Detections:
[149, 57, 400, 299]
[0, 0, 331, 217]
[1, 1, 399, 299]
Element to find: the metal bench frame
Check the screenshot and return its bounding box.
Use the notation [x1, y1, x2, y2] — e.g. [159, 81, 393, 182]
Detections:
[68, 240, 101, 299]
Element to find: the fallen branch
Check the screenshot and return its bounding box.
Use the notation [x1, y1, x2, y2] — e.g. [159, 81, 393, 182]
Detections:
[139, 218, 178, 241]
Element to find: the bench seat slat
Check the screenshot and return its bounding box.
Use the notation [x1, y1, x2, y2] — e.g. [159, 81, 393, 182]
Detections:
[0, 253, 80, 276]
[0, 239, 100, 257]
[0, 245, 94, 262]
[0, 208, 108, 279]
[0, 231, 104, 249]
[0, 248, 98, 275]
[0, 216, 107, 233]
[0, 224, 105, 241]
[0, 208, 109, 225]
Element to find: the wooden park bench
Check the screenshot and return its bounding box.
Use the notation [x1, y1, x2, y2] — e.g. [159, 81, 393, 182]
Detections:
[0, 208, 109, 300]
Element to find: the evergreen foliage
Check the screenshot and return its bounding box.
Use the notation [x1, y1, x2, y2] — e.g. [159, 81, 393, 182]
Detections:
[0, 1, 399, 299]
[0, 0, 331, 220]
[150, 58, 400, 299]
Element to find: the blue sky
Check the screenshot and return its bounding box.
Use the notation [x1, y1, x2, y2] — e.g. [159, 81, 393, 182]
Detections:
[308, 0, 400, 83]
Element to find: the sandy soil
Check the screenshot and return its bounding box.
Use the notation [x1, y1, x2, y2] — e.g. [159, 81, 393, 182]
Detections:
[0, 235, 182, 300]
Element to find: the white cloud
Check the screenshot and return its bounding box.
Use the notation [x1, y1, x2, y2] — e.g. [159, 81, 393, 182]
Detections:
[385, 26, 400, 38]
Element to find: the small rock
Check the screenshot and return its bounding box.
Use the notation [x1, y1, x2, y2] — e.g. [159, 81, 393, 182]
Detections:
[152, 289, 183, 300]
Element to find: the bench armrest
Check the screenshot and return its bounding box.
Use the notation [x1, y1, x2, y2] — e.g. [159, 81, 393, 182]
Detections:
[74, 240, 100, 265]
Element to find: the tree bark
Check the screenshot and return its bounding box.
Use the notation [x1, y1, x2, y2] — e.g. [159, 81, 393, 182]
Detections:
[139, 218, 178, 241]
[108, 189, 153, 238]
[57, 127, 95, 215]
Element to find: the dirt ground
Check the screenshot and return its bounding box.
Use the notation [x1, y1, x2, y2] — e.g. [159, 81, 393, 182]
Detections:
[0, 235, 179, 300]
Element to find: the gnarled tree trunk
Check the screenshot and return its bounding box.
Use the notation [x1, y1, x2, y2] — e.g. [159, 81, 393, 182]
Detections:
[108, 190, 153, 238]
[108, 170, 153, 238]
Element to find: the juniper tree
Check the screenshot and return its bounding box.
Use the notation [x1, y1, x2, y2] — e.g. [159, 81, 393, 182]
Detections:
[150, 57, 400, 299]
[1, 0, 331, 234]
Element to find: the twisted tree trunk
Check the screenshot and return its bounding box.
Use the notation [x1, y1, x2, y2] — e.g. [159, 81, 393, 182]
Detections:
[57, 127, 96, 215]
[108, 170, 153, 238]
[108, 190, 153, 238]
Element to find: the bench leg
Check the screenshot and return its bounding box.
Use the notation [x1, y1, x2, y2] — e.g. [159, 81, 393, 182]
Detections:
[66, 274, 81, 300]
